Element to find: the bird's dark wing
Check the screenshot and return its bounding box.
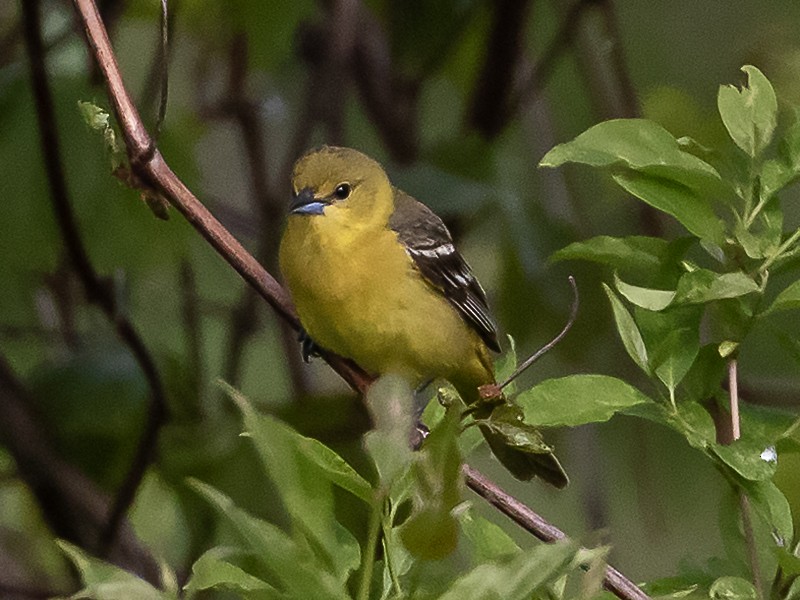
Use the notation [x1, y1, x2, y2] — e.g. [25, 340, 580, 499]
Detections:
[389, 189, 500, 352]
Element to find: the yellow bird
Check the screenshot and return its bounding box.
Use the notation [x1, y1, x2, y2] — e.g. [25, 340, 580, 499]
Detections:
[279, 146, 566, 487]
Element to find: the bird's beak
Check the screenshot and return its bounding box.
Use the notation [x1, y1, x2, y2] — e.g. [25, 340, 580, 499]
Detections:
[289, 187, 328, 215]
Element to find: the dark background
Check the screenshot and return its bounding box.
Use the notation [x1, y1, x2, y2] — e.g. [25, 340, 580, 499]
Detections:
[1, 0, 799, 593]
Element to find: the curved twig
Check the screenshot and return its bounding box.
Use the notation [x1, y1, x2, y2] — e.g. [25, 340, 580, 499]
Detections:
[500, 275, 579, 390]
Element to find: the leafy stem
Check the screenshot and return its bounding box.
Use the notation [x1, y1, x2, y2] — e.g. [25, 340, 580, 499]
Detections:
[357, 497, 384, 600]
[761, 226, 800, 273]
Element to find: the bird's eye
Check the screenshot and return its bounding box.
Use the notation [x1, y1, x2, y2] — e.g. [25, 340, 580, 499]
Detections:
[333, 183, 351, 200]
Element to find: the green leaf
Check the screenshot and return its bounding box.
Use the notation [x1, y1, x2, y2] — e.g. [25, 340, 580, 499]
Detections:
[457, 509, 520, 563]
[613, 172, 726, 244]
[364, 374, 416, 488]
[775, 547, 800, 576]
[735, 193, 783, 260]
[717, 65, 778, 158]
[672, 269, 759, 305]
[681, 345, 727, 402]
[189, 480, 350, 600]
[400, 402, 463, 560]
[437, 540, 579, 600]
[651, 327, 700, 395]
[763, 280, 800, 315]
[709, 576, 758, 600]
[494, 335, 518, 394]
[760, 158, 796, 205]
[223, 385, 361, 581]
[666, 401, 717, 450]
[480, 405, 555, 455]
[299, 436, 374, 503]
[614, 273, 676, 311]
[540, 119, 724, 196]
[603, 284, 650, 374]
[780, 108, 800, 172]
[57, 541, 173, 600]
[517, 375, 653, 427]
[184, 547, 280, 599]
[742, 479, 794, 542]
[712, 437, 778, 481]
[552, 235, 675, 274]
[643, 575, 707, 599]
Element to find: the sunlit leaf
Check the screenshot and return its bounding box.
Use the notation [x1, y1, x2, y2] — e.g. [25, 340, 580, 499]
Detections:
[709, 576, 758, 600]
[184, 547, 279, 599]
[613, 172, 726, 244]
[717, 65, 778, 158]
[437, 540, 579, 600]
[57, 541, 172, 600]
[672, 269, 759, 305]
[763, 280, 800, 315]
[189, 480, 350, 600]
[540, 119, 724, 196]
[457, 509, 520, 563]
[223, 384, 361, 580]
[712, 437, 778, 481]
[741, 479, 794, 542]
[614, 273, 676, 311]
[603, 284, 650, 374]
[517, 375, 653, 427]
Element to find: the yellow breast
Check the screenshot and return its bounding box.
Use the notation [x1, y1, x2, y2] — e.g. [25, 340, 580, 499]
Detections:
[279, 212, 487, 386]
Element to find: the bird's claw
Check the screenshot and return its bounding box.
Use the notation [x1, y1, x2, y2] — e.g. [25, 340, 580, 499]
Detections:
[298, 328, 322, 363]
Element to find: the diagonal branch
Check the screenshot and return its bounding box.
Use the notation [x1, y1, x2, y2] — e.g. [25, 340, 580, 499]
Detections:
[464, 465, 650, 600]
[69, 2, 651, 598]
[71, 0, 372, 393]
[21, 0, 168, 557]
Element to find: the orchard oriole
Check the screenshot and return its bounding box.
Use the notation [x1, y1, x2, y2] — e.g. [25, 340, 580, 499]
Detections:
[279, 146, 566, 487]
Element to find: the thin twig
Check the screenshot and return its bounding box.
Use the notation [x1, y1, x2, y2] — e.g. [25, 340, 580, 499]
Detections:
[464, 465, 650, 600]
[728, 359, 764, 599]
[500, 275, 579, 390]
[71, 4, 651, 598]
[21, 0, 168, 557]
[154, 0, 169, 141]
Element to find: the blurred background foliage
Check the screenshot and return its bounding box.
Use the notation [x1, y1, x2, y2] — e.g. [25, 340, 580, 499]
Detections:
[2, 0, 800, 596]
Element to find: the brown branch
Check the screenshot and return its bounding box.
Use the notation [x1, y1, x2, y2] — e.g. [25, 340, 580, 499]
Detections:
[468, 0, 532, 138]
[464, 465, 650, 600]
[20, 0, 168, 556]
[71, 0, 371, 394]
[300, 1, 419, 162]
[70, 3, 651, 599]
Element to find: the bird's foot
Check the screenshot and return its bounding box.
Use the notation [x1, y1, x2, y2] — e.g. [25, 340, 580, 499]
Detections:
[298, 328, 322, 363]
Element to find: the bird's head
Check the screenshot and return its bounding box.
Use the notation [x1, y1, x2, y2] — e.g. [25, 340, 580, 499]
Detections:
[289, 146, 393, 226]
